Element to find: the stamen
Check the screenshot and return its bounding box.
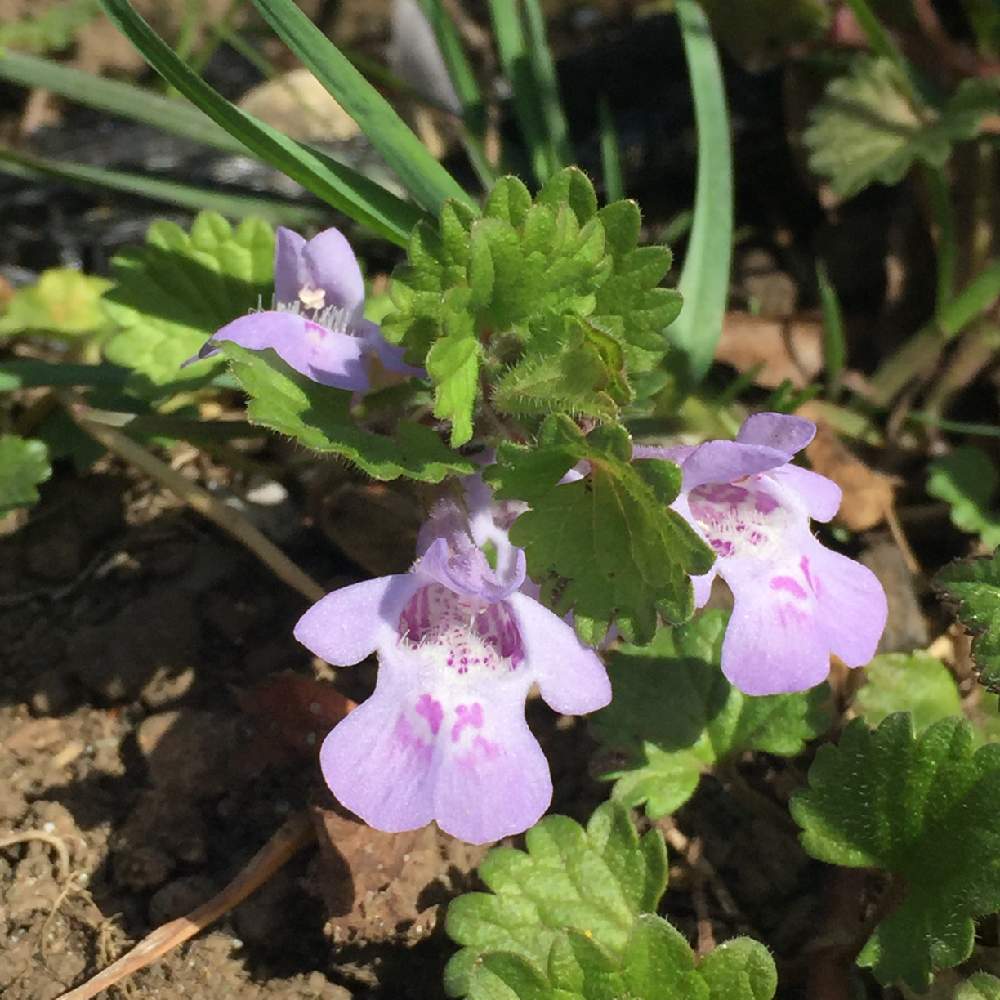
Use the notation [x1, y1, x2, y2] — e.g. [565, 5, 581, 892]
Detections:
[298, 285, 326, 310]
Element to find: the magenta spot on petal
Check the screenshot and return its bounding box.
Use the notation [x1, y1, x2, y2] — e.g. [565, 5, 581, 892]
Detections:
[415, 693, 443, 735]
[770, 575, 807, 599]
[754, 490, 779, 514]
[776, 603, 809, 629]
[393, 714, 432, 762]
[800, 555, 821, 596]
[451, 702, 484, 743]
[473, 735, 500, 760]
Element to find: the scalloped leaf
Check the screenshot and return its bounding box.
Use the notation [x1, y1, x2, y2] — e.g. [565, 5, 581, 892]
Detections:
[485, 415, 714, 644]
[0, 435, 52, 513]
[444, 801, 667, 997]
[592, 611, 830, 817]
[219, 342, 473, 482]
[791, 714, 1000, 990]
[103, 212, 275, 385]
[936, 551, 1000, 692]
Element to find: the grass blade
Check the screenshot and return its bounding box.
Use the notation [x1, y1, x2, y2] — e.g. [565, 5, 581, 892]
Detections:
[597, 95, 624, 201]
[0, 50, 243, 155]
[670, 0, 733, 382]
[98, 0, 425, 245]
[0, 147, 331, 226]
[816, 258, 846, 398]
[416, 0, 483, 124]
[249, 0, 472, 214]
[521, 0, 572, 168]
[486, 0, 551, 184]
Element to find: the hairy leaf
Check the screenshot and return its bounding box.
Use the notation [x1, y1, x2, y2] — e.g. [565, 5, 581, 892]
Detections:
[485, 415, 714, 643]
[592, 611, 830, 816]
[855, 652, 962, 735]
[958, 973, 1000, 1000]
[0, 435, 52, 513]
[220, 343, 473, 482]
[791, 714, 1000, 989]
[805, 56, 1000, 198]
[928, 446, 1000, 549]
[444, 801, 667, 997]
[103, 212, 274, 386]
[936, 551, 1000, 692]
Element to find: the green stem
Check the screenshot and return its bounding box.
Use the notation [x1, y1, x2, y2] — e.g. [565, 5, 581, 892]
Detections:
[924, 164, 956, 316]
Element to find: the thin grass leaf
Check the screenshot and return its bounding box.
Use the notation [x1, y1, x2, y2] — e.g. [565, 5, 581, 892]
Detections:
[97, 0, 424, 245]
[925, 164, 956, 313]
[249, 0, 472, 215]
[938, 258, 1000, 338]
[416, 0, 483, 123]
[521, 0, 572, 167]
[0, 49, 243, 154]
[598, 95, 625, 202]
[670, 0, 733, 382]
[0, 147, 330, 226]
[487, 0, 552, 184]
[816, 258, 846, 398]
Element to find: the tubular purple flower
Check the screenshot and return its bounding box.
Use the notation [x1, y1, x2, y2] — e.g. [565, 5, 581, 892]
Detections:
[190, 226, 422, 391]
[635, 413, 887, 696]
[294, 486, 610, 844]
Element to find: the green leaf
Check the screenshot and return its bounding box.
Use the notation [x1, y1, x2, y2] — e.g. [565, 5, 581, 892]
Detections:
[466, 916, 776, 1000]
[592, 611, 831, 817]
[220, 342, 472, 482]
[102, 212, 274, 386]
[486, 415, 714, 643]
[958, 973, 1000, 1000]
[97, 0, 424, 245]
[790, 714, 1000, 989]
[0, 268, 112, 338]
[928, 447, 1000, 549]
[805, 56, 1000, 198]
[0, 435, 52, 513]
[0, 50, 243, 154]
[248, 0, 471, 216]
[936, 551, 1000, 692]
[0, 146, 329, 228]
[427, 308, 480, 447]
[855, 652, 963, 735]
[670, 0, 733, 382]
[443, 801, 668, 998]
[0, 0, 100, 54]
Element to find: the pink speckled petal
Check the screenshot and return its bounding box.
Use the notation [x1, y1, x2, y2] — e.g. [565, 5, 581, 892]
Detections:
[273, 227, 308, 303]
[209, 311, 370, 390]
[433, 687, 552, 844]
[319, 656, 435, 832]
[506, 591, 611, 715]
[719, 555, 833, 695]
[670, 494, 717, 607]
[736, 413, 815, 457]
[293, 574, 421, 665]
[768, 465, 842, 522]
[806, 539, 887, 666]
[302, 227, 365, 320]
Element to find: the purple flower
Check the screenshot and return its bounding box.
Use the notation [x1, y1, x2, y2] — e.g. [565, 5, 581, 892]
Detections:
[294, 488, 610, 844]
[193, 226, 421, 391]
[635, 413, 887, 695]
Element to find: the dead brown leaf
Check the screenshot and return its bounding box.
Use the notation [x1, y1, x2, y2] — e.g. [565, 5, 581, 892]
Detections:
[715, 311, 824, 389]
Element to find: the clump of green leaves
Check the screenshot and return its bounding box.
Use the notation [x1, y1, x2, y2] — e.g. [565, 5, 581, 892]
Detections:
[805, 56, 1000, 198]
[791, 714, 1000, 990]
[445, 801, 776, 1000]
[937, 551, 1000, 692]
[384, 169, 681, 445]
[928, 446, 1000, 550]
[0, 435, 52, 513]
[0, 269, 112, 340]
[485, 415, 714, 643]
[103, 212, 275, 387]
[592, 611, 830, 817]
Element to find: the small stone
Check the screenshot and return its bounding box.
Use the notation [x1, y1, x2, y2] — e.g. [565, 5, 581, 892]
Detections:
[140, 665, 197, 709]
[29, 670, 75, 716]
